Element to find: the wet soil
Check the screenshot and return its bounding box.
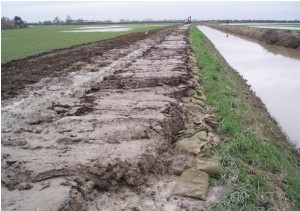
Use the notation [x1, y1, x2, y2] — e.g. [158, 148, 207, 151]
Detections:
[1, 27, 169, 100]
[207, 24, 300, 50]
[1, 25, 224, 210]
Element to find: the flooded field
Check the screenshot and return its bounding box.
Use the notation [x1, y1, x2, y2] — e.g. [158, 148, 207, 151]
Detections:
[2, 24, 170, 63]
[63, 25, 131, 32]
[225, 23, 300, 31]
[63, 25, 167, 33]
[252, 26, 300, 31]
[63, 28, 131, 32]
[198, 25, 300, 148]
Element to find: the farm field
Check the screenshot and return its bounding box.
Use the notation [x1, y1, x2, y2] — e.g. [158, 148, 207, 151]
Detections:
[2, 1, 300, 210]
[209, 23, 300, 49]
[1, 23, 173, 63]
[225, 22, 300, 30]
[2, 23, 300, 210]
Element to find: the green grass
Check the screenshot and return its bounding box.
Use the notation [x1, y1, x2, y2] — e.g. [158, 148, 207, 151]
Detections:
[1, 23, 172, 63]
[189, 25, 300, 210]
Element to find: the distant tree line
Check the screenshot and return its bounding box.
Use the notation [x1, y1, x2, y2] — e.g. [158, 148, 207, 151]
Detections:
[4, 15, 183, 26]
[30, 16, 183, 25]
[28, 15, 106, 25]
[3, 15, 299, 29]
[1, 16, 27, 29]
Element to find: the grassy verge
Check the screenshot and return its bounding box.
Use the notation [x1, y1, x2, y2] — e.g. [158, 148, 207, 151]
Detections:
[230, 23, 300, 28]
[189, 25, 300, 210]
[1, 23, 173, 63]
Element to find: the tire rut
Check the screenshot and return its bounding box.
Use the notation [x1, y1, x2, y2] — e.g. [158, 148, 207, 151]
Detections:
[2, 25, 193, 210]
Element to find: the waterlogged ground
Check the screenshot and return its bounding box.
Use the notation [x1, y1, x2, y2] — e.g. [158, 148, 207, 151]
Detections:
[225, 23, 300, 31]
[1, 24, 171, 63]
[62, 25, 154, 32]
[198, 25, 300, 148]
[62, 28, 131, 32]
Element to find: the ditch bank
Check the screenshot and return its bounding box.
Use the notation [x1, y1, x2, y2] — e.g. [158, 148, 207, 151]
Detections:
[207, 24, 300, 50]
[190, 25, 300, 209]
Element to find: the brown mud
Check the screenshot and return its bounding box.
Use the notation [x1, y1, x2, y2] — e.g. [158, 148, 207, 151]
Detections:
[1, 27, 170, 100]
[1, 25, 226, 210]
[207, 24, 300, 50]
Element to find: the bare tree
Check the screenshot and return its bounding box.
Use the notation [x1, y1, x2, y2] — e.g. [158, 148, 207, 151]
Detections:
[14, 16, 26, 28]
[65, 15, 73, 25]
[53, 16, 62, 25]
[75, 18, 84, 25]
[1, 16, 26, 29]
[1, 17, 14, 29]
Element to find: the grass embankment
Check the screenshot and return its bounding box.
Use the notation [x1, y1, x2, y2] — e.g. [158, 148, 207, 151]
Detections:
[189, 25, 300, 210]
[1, 23, 172, 63]
[207, 24, 300, 50]
[228, 23, 300, 29]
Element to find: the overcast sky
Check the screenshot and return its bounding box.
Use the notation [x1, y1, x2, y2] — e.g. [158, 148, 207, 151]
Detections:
[1, 1, 300, 22]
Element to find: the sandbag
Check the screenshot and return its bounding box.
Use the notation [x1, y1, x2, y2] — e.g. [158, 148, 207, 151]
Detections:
[185, 103, 204, 113]
[175, 137, 206, 155]
[194, 156, 223, 177]
[191, 130, 208, 141]
[173, 168, 209, 200]
[169, 154, 194, 175]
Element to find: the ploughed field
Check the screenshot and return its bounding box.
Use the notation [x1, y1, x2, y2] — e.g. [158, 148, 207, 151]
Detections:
[2, 25, 215, 210]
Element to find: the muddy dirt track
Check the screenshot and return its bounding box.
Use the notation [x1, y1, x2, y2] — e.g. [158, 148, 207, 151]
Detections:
[2, 25, 224, 210]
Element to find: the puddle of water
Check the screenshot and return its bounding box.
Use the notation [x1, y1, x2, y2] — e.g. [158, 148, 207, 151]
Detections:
[224, 23, 300, 31]
[76, 25, 125, 29]
[62, 27, 131, 32]
[198, 25, 300, 148]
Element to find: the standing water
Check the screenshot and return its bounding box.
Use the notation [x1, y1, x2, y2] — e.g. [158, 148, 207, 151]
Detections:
[197, 25, 300, 148]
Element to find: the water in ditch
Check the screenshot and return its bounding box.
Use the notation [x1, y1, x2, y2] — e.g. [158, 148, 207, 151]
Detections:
[198, 25, 300, 148]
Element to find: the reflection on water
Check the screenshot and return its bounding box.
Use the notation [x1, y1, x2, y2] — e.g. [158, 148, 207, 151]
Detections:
[76, 26, 125, 29]
[259, 42, 300, 61]
[198, 25, 300, 148]
[221, 30, 300, 61]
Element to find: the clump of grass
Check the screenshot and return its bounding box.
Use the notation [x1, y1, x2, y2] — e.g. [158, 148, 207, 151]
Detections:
[189, 25, 300, 209]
